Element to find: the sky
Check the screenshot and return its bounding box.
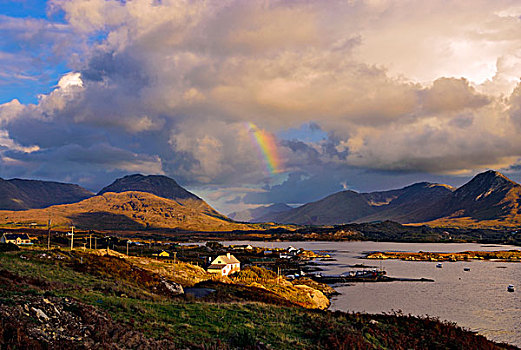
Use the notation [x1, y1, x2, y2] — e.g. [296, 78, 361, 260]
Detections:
[2, 0, 521, 214]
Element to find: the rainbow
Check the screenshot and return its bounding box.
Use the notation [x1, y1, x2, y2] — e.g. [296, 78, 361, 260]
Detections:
[247, 122, 282, 174]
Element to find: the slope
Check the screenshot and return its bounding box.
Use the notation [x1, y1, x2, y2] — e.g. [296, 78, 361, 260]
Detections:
[98, 174, 199, 201]
[423, 170, 521, 227]
[268, 183, 454, 225]
[229, 203, 293, 223]
[267, 190, 377, 225]
[0, 178, 93, 210]
[0, 191, 254, 231]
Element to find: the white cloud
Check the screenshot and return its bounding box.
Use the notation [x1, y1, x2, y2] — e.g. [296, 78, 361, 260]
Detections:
[4, 0, 521, 211]
[57, 72, 83, 90]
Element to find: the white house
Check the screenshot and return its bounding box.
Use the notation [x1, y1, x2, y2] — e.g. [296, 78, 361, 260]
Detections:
[207, 253, 240, 276]
[231, 244, 253, 251]
[1, 233, 32, 245]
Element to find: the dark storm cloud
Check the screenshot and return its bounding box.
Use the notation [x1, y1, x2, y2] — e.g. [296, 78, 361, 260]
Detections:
[3, 0, 521, 213]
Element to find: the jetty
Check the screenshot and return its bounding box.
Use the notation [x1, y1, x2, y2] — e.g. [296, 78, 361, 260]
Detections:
[310, 270, 434, 284]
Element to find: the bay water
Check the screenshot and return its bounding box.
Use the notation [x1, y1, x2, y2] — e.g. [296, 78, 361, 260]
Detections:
[224, 241, 521, 346]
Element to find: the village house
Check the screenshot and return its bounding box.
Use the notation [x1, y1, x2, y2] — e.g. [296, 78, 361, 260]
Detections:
[207, 253, 240, 276]
[287, 246, 300, 255]
[230, 244, 254, 251]
[1, 233, 32, 245]
[152, 250, 170, 258]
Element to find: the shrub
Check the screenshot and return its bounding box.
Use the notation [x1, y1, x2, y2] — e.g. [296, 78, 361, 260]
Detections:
[0, 243, 20, 252]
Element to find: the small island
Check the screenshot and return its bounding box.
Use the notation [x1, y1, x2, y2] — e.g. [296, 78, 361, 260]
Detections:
[366, 250, 521, 262]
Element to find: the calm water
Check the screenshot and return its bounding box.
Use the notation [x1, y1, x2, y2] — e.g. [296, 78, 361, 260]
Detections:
[223, 241, 521, 347]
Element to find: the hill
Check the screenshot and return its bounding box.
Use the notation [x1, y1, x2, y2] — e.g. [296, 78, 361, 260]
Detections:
[229, 203, 292, 222]
[0, 191, 254, 231]
[0, 178, 93, 210]
[0, 248, 514, 349]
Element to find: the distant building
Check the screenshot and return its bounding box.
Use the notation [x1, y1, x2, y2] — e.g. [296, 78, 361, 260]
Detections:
[231, 244, 254, 250]
[287, 246, 301, 256]
[1, 233, 32, 245]
[152, 250, 170, 258]
[207, 253, 240, 276]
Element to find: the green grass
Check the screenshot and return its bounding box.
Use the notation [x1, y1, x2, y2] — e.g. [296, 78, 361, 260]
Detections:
[0, 248, 515, 349]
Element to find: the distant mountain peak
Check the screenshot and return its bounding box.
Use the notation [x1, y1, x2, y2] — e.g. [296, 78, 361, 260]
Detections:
[455, 170, 517, 198]
[98, 174, 200, 201]
[476, 170, 514, 183]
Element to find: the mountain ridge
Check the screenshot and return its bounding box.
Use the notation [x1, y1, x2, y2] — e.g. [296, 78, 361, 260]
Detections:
[264, 170, 521, 228]
[0, 178, 93, 210]
[2, 170, 521, 230]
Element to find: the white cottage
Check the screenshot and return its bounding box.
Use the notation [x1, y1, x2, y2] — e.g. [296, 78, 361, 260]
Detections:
[207, 253, 240, 276]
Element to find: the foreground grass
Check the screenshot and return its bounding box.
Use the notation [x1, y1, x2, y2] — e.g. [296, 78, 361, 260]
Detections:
[0, 248, 517, 349]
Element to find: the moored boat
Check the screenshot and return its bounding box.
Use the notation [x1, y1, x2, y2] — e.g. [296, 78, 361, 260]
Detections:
[507, 284, 515, 292]
[436, 263, 443, 268]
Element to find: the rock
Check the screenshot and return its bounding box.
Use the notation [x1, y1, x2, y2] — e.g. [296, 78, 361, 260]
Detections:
[161, 279, 184, 295]
[0, 294, 177, 348]
[31, 307, 49, 321]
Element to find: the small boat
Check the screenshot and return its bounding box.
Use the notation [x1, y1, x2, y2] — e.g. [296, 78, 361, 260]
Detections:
[436, 263, 443, 268]
[463, 267, 470, 271]
[508, 284, 515, 292]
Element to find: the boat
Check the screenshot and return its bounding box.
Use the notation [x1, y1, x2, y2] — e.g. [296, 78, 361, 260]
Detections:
[436, 263, 443, 268]
[463, 267, 470, 271]
[508, 284, 515, 292]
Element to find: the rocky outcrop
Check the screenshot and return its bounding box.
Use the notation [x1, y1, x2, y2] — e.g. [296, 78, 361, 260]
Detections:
[161, 279, 184, 295]
[0, 294, 175, 349]
[292, 284, 330, 310]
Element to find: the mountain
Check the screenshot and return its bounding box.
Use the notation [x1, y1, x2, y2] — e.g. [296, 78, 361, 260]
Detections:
[266, 170, 521, 228]
[229, 203, 292, 222]
[0, 191, 254, 232]
[424, 170, 521, 227]
[265, 191, 376, 225]
[0, 174, 260, 231]
[359, 182, 455, 223]
[0, 178, 93, 210]
[265, 182, 455, 225]
[98, 174, 199, 201]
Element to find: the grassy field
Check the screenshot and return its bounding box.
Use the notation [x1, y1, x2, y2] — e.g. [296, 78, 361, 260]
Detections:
[0, 246, 517, 349]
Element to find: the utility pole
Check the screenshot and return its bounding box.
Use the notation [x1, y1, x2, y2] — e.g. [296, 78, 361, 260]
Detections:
[126, 240, 130, 256]
[70, 225, 74, 250]
[173, 252, 177, 275]
[89, 234, 92, 250]
[94, 237, 97, 250]
[47, 219, 51, 250]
